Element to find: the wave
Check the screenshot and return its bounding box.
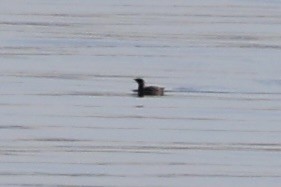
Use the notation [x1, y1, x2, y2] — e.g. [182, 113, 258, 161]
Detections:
[169, 87, 281, 95]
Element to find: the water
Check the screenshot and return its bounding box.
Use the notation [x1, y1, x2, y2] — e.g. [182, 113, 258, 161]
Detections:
[1, 0, 281, 186]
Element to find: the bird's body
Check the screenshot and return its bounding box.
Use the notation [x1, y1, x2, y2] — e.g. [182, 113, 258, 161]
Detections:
[134, 78, 164, 97]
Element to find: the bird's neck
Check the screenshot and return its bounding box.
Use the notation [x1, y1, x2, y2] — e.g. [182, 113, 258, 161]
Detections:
[138, 84, 144, 97]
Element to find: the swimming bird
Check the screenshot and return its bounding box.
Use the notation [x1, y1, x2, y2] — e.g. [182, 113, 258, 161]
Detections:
[134, 78, 164, 97]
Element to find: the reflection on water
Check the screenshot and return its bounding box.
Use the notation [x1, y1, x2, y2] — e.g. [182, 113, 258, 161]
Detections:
[1, 0, 281, 186]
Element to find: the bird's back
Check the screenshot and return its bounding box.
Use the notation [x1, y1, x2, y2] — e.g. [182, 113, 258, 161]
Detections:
[143, 86, 164, 96]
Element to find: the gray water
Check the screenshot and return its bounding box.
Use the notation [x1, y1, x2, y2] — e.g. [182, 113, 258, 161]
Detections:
[1, 0, 281, 186]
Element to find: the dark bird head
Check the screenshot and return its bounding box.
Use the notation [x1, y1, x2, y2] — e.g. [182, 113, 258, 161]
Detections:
[134, 78, 145, 87]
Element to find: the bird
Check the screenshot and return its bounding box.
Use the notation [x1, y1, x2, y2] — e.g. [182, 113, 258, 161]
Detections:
[134, 78, 164, 97]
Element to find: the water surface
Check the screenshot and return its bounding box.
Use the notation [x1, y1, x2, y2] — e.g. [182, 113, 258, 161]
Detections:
[1, 0, 281, 186]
